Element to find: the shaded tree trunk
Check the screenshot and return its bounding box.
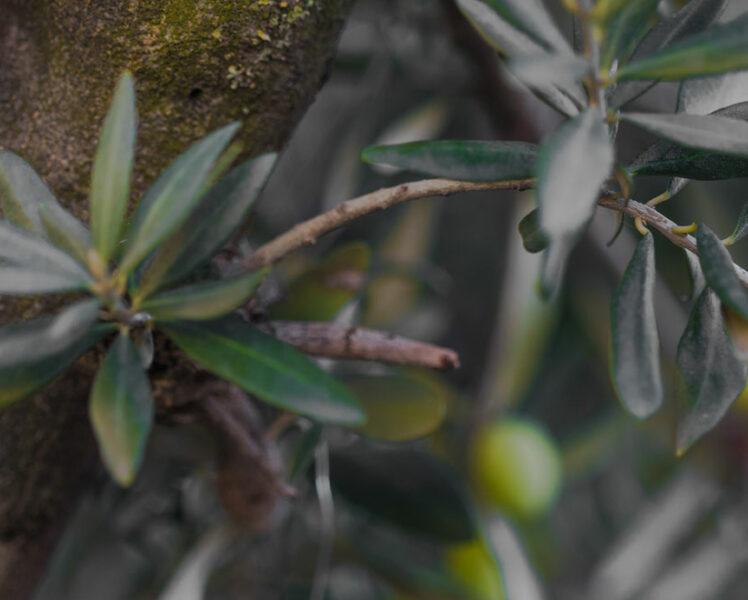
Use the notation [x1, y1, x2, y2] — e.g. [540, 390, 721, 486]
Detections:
[0, 1, 351, 596]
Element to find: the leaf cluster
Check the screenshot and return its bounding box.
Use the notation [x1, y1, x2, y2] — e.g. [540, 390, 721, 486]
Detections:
[0, 73, 366, 485]
[362, 0, 748, 451]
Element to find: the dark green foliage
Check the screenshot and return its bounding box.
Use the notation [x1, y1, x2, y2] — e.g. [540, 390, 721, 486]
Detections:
[330, 445, 476, 542]
[616, 11, 748, 81]
[363, 0, 748, 452]
[0, 72, 362, 486]
[697, 224, 748, 321]
[362, 140, 538, 182]
[536, 109, 613, 297]
[610, 233, 663, 419]
[676, 289, 747, 453]
[90, 333, 153, 487]
[162, 318, 365, 425]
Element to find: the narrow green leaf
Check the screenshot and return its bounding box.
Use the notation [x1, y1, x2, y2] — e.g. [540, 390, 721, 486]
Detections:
[456, 0, 545, 55]
[135, 153, 276, 296]
[507, 54, 589, 107]
[330, 444, 476, 542]
[696, 223, 748, 320]
[677, 72, 748, 116]
[455, 0, 580, 116]
[610, 232, 663, 419]
[628, 102, 748, 179]
[685, 249, 706, 301]
[0, 151, 92, 261]
[90, 72, 137, 263]
[90, 333, 153, 487]
[0, 220, 92, 285]
[728, 202, 748, 245]
[458, 0, 570, 54]
[140, 269, 267, 321]
[349, 371, 449, 442]
[0, 266, 89, 295]
[611, 0, 728, 107]
[119, 123, 241, 275]
[623, 110, 748, 157]
[269, 242, 370, 322]
[601, 0, 660, 71]
[161, 318, 365, 425]
[537, 109, 614, 297]
[39, 201, 92, 265]
[676, 288, 747, 453]
[288, 424, 323, 480]
[0, 150, 52, 233]
[362, 140, 538, 182]
[0, 301, 107, 407]
[617, 12, 748, 81]
[517, 209, 548, 253]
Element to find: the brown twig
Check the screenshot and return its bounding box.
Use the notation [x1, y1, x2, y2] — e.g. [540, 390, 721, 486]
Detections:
[240, 178, 536, 271]
[238, 175, 748, 289]
[264, 320, 461, 370]
[598, 194, 748, 287]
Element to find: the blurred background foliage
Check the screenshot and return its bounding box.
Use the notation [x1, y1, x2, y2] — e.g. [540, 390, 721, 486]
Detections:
[34, 1, 748, 598]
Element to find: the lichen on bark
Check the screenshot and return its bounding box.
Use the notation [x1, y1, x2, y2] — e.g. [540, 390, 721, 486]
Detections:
[0, 1, 351, 596]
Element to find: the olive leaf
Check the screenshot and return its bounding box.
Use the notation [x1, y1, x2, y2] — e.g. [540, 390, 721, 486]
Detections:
[537, 109, 614, 297]
[628, 102, 748, 180]
[0, 221, 93, 292]
[0, 150, 54, 234]
[696, 223, 748, 320]
[611, 0, 728, 107]
[727, 203, 748, 245]
[0, 151, 91, 262]
[348, 370, 450, 442]
[139, 269, 267, 321]
[610, 232, 663, 419]
[676, 288, 747, 454]
[270, 242, 370, 322]
[685, 248, 706, 301]
[39, 201, 92, 265]
[119, 122, 241, 275]
[507, 54, 588, 107]
[161, 317, 366, 425]
[330, 444, 476, 542]
[601, 0, 660, 71]
[0, 301, 107, 408]
[362, 140, 539, 182]
[89, 71, 137, 264]
[457, 0, 570, 55]
[135, 153, 277, 298]
[90, 333, 153, 487]
[623, 111, 748, 157]
[617, 11, 748, 81]
[454, 0, 580, 116]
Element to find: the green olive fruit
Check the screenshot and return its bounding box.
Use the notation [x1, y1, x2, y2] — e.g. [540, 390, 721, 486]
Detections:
[445, 539, 505, 600]
[470, 418, 563, 521]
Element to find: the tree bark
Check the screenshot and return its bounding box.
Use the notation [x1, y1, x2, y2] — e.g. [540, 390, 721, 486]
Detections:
[0, 1, 351, 596]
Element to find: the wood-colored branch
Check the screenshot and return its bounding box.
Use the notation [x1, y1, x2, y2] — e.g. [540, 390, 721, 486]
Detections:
[599, 194, 748, 287]
[241, 178, 536, 271]
[264, 320, 461, 370]
[241, 175, 748, 288]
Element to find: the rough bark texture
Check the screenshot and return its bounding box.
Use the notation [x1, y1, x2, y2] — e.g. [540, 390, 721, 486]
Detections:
[0, 1, 351, 596]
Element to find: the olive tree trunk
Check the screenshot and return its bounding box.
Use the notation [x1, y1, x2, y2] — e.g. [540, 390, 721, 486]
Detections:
[0, 1, 351, 596]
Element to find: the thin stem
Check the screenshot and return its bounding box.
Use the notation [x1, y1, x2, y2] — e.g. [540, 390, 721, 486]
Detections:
[232, 175, 748, 289]
[238, 178, 535, 272]
[599, 194, 748, 287]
